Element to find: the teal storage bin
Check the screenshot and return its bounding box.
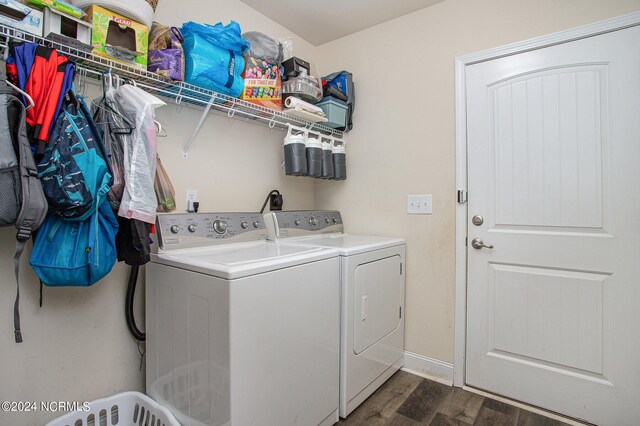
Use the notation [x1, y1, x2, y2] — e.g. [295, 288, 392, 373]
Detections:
[317, 97, 348, 128]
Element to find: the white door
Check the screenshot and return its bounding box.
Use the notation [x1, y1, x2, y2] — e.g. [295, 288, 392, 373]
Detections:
[465, 25, 640, 425]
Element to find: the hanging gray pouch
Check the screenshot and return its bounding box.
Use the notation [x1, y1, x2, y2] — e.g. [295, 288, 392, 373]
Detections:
[333, 140, 346, 180]
[284, 127, 307, 176]
[306, 132, 322, 177]
[321, 137, 334, 179]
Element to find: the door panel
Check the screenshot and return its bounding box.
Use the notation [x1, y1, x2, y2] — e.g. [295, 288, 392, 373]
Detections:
[465, 25, 640, 424]
[492, 66, 607, 229]
[489, 263, 609, 376]
[353, 255, 402, 354]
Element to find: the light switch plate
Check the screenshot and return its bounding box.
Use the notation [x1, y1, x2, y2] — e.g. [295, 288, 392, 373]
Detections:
[407, 194, 432, 214]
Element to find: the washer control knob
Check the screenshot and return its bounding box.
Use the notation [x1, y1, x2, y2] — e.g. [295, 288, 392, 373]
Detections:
[333, 217, 338, 223]
[241, 221, 249, 229]
[325, 218, 331, 224]
[295, 219, 301, 226]
[170, 225, 180, 234]
[253, 221, 261, 229]
[187, 224, 197, 233]
[309, 216, 318, 228]
[212, 220, 228, 235]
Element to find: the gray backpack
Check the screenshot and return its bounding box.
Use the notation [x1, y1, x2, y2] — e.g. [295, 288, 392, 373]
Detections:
[0, 76, 48, 343]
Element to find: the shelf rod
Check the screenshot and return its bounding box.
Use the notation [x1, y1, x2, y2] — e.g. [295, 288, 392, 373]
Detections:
[183, 92, 217, 157]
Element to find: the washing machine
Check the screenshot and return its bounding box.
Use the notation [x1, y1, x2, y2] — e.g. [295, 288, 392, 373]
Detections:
[265, 211, 405, 418]
[146, 212, 340, 426]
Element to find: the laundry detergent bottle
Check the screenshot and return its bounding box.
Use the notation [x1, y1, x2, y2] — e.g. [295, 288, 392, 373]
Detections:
[305, 132, 322, 178]
[332, 140, 346, 180]
[284, 126, 308, 176]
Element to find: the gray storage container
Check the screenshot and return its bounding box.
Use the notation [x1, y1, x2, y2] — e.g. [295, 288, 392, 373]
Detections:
[316, 97, 348, 129]
[321, 139, 334, 179]
[284, 129, 307, 176]
[306, 133, 322, 177]
[333, 141, 346, 180]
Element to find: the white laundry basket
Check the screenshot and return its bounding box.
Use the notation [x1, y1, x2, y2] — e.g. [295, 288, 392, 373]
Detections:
[45, 391, 180, 426]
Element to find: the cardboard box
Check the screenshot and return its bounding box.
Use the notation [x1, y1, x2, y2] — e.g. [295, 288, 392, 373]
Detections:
[241, 56, 282, 110]
[0, 0, 43, 36]
[85, 5, 148, 70]
[43, 7, 92, 49]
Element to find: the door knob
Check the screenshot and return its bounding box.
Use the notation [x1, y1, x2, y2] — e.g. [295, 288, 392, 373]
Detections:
[472, 215, 484, 226]
[471, 238, 494, 250]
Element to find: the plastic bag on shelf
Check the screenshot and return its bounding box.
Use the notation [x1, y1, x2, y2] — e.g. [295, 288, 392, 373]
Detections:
[279, 36, 293, 61]
[148, 23, 184, 81]
[243, 31, 282, 65]
[154, 154, 176, 213]
[180, 20, 249, 97]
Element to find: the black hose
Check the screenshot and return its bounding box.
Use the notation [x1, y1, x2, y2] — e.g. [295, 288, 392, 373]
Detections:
[125, 264, 145, 341]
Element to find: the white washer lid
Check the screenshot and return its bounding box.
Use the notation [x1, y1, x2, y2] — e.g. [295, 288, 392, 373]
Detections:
[151, 241, 338, 279]
[278, 234, 405, 256]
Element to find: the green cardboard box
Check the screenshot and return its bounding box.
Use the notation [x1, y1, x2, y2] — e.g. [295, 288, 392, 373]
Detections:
[85, 4, 148, 70]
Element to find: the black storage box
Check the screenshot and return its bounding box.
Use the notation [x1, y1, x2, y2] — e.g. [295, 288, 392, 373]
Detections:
[282, 57, 310, 80]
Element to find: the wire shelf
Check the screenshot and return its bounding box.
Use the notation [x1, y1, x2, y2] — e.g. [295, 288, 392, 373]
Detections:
[0, 23, 344, 143]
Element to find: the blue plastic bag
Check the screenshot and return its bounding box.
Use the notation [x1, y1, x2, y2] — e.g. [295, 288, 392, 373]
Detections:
[181, 21, 250, 97]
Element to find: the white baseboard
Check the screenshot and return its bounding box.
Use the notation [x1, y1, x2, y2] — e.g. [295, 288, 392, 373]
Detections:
[402, 351, 454, 386]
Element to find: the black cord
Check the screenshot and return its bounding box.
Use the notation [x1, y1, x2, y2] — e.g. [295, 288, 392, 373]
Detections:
[125, 265, 145, 341]
[260, 190, 280, 214]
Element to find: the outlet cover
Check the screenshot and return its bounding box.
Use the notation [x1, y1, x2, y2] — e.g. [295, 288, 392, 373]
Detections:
[407, 194, 432, 214]
[186, 189, 198, 211]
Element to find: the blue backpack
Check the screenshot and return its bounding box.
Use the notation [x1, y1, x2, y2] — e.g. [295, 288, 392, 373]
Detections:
[30, 200, 118, 286]
[30, 93, 118, 286]
[37, 92, 112, 220]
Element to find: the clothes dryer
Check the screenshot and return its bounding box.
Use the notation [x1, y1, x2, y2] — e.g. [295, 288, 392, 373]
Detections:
[265, 211, 405, 418]
[146, 212, 340, 426]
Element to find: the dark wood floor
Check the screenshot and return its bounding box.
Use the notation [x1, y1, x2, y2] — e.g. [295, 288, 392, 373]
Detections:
[337, 371, 573, 426]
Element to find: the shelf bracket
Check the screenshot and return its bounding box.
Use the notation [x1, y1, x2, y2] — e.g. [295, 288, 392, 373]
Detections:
[183, 92, 218, 158]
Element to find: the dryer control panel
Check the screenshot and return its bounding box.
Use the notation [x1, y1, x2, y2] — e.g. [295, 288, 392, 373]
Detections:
[265, 210, 344, 239]
[156, 212, 267, 250]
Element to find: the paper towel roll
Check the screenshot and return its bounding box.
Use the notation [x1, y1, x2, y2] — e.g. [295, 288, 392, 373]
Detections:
[284, 96, 324, 115]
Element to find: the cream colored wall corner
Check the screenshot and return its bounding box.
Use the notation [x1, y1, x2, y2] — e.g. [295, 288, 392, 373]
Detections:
[313, 0, 640, 363]
[0, 1, 318, 424]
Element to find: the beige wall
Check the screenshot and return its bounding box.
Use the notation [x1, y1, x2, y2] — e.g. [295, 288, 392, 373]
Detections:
[0, 1, 318, 424]
[314, 0, 640, 363]
[1, 0, 639, 424]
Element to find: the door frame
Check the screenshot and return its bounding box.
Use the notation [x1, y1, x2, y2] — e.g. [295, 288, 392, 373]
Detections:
[453, 11, 640, 388]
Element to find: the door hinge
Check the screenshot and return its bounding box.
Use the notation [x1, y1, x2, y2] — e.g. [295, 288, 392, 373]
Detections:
[457, 190, 468, 204]
[400, 262, 403, 275]
[399, 306, 402, 319]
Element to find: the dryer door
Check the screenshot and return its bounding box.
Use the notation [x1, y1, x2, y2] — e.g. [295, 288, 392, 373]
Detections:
[353, 254, 403, 354]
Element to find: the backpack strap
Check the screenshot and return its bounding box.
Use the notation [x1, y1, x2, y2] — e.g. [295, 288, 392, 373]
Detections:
[6, 94, 48, 343]
[13, 238, 27, 343]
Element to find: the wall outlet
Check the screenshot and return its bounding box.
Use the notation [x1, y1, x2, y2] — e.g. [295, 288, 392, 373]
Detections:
[269, 193, 283, 211]
[186, 189, 198, 212]
[407, 194, 433, 214]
